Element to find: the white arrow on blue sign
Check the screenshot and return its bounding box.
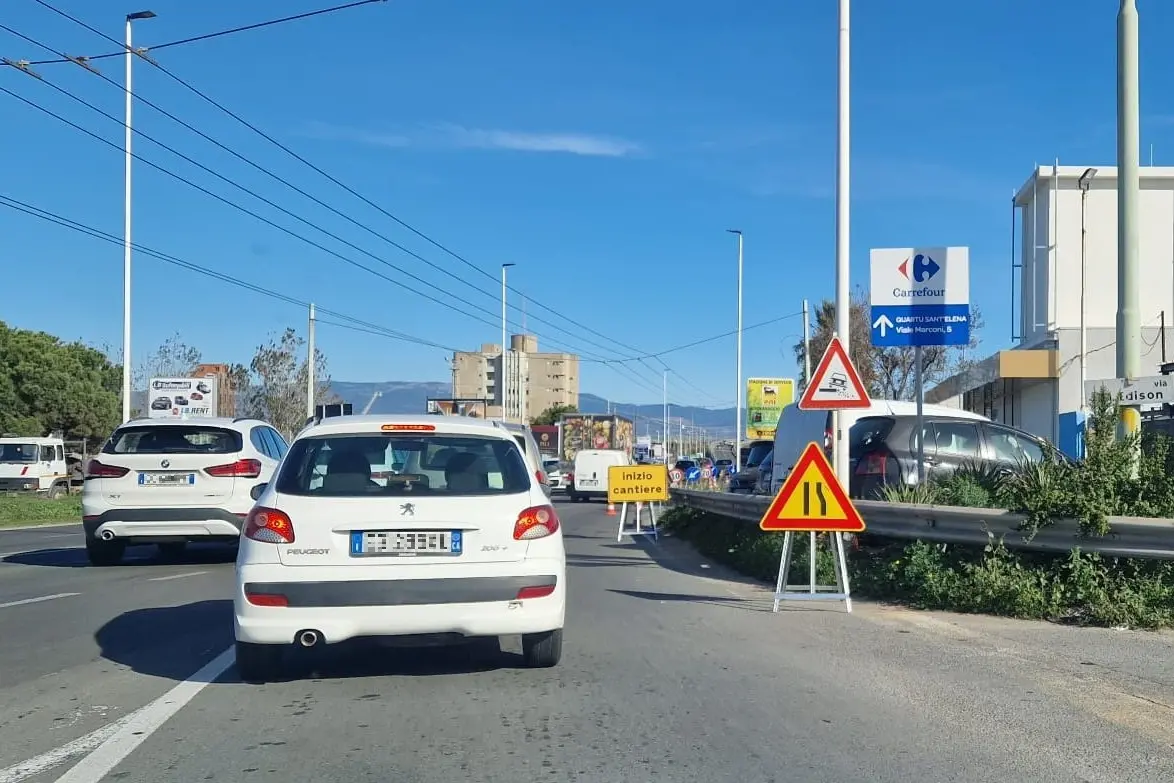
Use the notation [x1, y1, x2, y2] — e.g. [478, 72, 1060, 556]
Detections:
[869, 247, 970, 348]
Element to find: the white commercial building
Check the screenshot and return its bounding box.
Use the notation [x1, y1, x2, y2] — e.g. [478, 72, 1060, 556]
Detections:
[927, 165, 1174, 455]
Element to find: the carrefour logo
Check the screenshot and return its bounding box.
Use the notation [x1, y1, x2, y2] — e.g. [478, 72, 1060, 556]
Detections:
[893, 253, 944, 298]
[898, 254, 940, 282]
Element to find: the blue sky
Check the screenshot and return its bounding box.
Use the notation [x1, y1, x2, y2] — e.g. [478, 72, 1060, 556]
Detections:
[4, 0, 1174, 407]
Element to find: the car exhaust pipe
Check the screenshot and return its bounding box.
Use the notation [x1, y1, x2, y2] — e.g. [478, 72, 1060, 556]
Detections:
[297, 630, 321, 648]
[99, 530, 116, 541]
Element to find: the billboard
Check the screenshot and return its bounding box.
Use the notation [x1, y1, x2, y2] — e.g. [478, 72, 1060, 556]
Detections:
[426, 398, 490, 418]
[558, 413, 635, 462]
[147, 377, 219, 419]
[531, 425, 558, 457]
[745, 377, 795, 440]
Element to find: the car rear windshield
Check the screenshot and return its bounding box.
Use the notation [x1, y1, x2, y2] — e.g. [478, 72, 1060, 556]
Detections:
[849, 417, 895, 454]
[744, 442, 772, 468]
[103, 426, 243, 454]
[273, 433, 532, 497]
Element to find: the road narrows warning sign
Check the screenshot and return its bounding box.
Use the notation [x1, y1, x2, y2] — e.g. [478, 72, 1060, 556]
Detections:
[798, 336, 871, 410]
[759, 442, 866, 533]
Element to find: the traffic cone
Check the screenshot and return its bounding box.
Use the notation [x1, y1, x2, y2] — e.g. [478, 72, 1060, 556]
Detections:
[606, 502, 617, 516]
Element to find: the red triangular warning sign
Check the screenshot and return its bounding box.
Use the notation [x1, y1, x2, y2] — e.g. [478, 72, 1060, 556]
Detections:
[759, 442, 866, 533]
[798, 336, 871, 410]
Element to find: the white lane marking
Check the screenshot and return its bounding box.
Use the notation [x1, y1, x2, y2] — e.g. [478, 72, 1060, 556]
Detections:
[53, 647, 235, 783]
[0, 708, 144, 783]
[0, 593, 80, 609]
[146, 571, 208, 582]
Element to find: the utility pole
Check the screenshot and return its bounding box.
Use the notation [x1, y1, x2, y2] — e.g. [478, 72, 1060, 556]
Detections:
[802, 298, 812, 388]
[306, 303, 316, 418]
[833, 0, 852, 486]
[1117, 0, 1142, 455]
[500, 263, 515, 422]
[727, 229, 744, 471]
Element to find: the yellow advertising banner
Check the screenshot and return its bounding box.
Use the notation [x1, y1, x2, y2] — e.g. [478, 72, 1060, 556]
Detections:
[745, 378, 795, 440]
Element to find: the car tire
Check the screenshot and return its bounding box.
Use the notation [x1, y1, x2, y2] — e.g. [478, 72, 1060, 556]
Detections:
[235, 641, 282, 683]
[47, 483, 65, 500]
[86, 539, 125, 567]
[158, 542, 186, 560]
[522, 628, 562, 668]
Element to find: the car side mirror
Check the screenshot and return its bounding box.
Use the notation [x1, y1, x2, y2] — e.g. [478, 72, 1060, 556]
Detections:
[250, 482, 268, 501]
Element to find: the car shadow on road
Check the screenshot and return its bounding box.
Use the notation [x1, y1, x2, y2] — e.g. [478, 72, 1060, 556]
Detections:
[566, 552, 655, 569]
[608, 588, 809, 614]
[3, 544, 237, 569]
[95, 599, 531, 683]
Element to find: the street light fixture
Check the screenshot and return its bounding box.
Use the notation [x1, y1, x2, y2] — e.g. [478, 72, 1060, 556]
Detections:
[726, 229, 743, 471]
[500, 263, 515, 422]
[122, 9, 155, 423]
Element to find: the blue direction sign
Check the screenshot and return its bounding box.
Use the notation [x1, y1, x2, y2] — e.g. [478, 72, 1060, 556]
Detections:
[869, 247, 970, 347]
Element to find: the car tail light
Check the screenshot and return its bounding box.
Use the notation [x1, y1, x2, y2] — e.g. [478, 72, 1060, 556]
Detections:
[85, 460, 129, 479]
[244, 589, 289, 607]
[205, 458, 262, 478]
[244, 506, 295, 544]
[855, 452, 889, 476]
[513, 504, 560, 540]
[516, 584, 556, 600]
[535, 470, 547, 485]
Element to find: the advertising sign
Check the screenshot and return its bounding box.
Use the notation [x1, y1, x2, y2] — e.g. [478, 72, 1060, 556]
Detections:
[425, 398, 491, 418]
[745, 378, 795, 439]
[869, 246, 970, 347]
[558, 413, 635, 462]
[147, 377, 218, 419]
[530, 425, 558, 457]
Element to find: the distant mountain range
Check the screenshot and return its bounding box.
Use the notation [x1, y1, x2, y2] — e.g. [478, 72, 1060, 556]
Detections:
[329, 381, 737, 436]
[134, 380, 737, 437]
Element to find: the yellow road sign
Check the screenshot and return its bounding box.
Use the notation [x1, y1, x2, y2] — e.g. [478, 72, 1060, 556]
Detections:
[759, 442, 865, 533]
[607, 464, 670, 504]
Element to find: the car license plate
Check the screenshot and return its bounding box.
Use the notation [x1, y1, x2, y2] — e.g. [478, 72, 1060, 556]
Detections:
[138, 472, 196, 486]
[579, 479, 599, 487]
[350, 530, 463, 557]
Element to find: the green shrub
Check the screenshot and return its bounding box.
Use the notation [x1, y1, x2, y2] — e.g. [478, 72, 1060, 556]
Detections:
[660, 506, 1174, 629]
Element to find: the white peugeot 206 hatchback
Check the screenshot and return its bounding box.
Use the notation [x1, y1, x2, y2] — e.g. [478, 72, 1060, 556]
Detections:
[233, 415, 566, 681]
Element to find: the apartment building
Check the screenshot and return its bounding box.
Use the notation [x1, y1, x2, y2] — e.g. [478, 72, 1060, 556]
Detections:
[451, 334, 579, 423]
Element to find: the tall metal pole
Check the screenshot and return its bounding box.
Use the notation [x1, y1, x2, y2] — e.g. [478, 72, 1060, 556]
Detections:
[1117, 0, 1142, 450]
[802, 298, 812, 386]
[833, 0, 851, 485]
[662, 370, 667, 459]
[500, 263, 514, 422]
[728, 229, 744, 471]
[122, 18, 135, 423]
[306, 303, 316, 418]
[1078, 171, 1095, 417]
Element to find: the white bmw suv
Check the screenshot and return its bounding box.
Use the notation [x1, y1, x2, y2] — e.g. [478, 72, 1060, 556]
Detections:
[233, 414, 566, 681]
[82, 417, 288, 566]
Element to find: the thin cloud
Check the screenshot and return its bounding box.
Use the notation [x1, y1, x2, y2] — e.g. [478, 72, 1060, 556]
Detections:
[300, 121, 641, 158]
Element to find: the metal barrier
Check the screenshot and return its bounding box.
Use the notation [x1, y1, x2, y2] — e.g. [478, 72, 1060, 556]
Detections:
[669, 488, 1174, 561]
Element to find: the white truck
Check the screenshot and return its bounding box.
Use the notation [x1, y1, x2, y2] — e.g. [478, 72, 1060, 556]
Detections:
[0, 435, 72, 498]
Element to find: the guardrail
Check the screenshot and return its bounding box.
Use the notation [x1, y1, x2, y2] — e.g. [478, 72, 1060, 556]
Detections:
[669, 488, 1174, 561]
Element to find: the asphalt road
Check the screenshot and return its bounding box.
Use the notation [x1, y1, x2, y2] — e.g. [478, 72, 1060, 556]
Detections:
[2, 504, 1174, 782]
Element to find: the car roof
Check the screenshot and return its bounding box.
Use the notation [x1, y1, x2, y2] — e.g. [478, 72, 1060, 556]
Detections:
[297, 414, 514, 440]
[119, 417, 265, 428]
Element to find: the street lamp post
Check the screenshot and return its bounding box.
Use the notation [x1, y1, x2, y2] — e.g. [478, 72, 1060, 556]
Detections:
[727, 229, 743, 471]
[122, 9, 155, 423]
[1078, 168, 1097, 422]
[500, 263, 515, 422]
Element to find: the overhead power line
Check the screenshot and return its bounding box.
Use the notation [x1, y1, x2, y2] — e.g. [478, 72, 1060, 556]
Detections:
[0, 192, 461, 353]
[18, 0, 696, 389]
[8, 1, 386, 66]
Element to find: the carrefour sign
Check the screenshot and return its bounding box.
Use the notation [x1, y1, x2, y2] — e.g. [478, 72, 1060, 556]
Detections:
[870, 247, 969, 307]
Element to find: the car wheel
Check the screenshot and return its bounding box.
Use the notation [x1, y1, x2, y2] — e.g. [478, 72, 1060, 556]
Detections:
[522, 628, 562, 668]
[158, 542, 186, 560]
[235, 641, 283, 683]
[86, 539, 125, 567]
[47, 483, 65, 500]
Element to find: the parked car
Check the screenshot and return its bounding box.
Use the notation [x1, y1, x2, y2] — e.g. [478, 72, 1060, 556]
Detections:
[233, 415, 566, 680]
[82, 417, 288, 565]
[728, 440, 773, 494]
[848, 414, 1062, 499]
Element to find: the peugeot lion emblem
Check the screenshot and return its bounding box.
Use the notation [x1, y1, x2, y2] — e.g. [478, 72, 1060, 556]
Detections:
[400, 503, 415, 516]
[160, 459, 170, 468]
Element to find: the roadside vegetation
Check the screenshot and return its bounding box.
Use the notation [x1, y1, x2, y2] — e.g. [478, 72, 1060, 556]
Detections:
[663, 390, 1174, 629]
[0, 494, 82, 528]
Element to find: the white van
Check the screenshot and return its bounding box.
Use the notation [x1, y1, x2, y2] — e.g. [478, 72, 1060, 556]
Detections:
[569, 449, 630, 502]
[769, 400, 990, 494]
